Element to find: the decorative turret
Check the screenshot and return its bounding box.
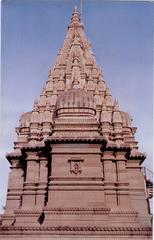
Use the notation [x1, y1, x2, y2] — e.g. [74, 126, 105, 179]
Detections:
[29, 101, 40, 142]
[105, 87, 113, 110]
[38, 87, 47, 109]
[112, 99, 123, 143]
[113, 99, 122, 123]
[42, 102, 53, 138]
[100, 103, 111, 138]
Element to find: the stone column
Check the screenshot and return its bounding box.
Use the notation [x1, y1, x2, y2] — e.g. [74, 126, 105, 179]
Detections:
[103, 151, 117, 208]
[35, 156, 48, 209]
[14, 151, 41, 226]
[2, 159, 24, 225]
[22, 151, 39, 209]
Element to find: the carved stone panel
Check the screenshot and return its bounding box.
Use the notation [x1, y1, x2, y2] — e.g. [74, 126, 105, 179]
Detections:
[68, 159, 84, 175]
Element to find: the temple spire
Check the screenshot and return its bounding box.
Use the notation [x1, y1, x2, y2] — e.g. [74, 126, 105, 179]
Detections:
[70, 6, 81, 27]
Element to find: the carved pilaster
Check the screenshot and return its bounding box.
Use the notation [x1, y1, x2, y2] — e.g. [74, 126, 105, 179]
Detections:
[102, 151, 117, 207]
[100, 104, 111, 139]
[13, 152, 42, 226]
[22, 152, 39, 209]
[115, 152, 127, 182]
[2, 159, 24, 225]
[115, 151, 131, 208]
[35, 155, 48, 209]
[42, 104, 53, 139]
[8, 160, 24, 207]
[113, 100, 123, 144]
[103, 151, 116, 182]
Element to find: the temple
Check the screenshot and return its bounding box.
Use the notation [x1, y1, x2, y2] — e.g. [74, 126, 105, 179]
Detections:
[0, 7, 152, 240]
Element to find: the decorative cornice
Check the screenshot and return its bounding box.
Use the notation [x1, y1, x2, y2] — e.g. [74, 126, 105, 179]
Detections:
[0, 226, 152, 236]
[6, 149, 22, 161]
[101, 143, 131, 153]
[21, 142, 45, 151]
[127, 151, 146, 161]
[43, 207, 110, 215]
[14, 210, 41, 217]
[45, 136, 107, 144]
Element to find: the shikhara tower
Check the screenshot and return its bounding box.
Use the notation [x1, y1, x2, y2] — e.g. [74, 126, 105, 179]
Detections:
[0, 7, 152, 240]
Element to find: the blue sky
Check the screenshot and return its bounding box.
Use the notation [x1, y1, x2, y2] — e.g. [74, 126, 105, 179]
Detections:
[1, 0, 153, 212]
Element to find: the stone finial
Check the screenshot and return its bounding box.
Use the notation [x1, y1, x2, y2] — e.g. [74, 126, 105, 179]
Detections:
[101, 103, 111, 123]
[113, 111, 122, 124]
[98, 66, 104, 78]
[113, 99, 122, 124]
[114, 98, 119, 111]
[33, 99, 38, 110]
[105, 88, 113, 106]
[70, 6, 80, 26]
[106, 87, 111, 96]
[41, 87, 46, 96]
[121, 111, 132, 128]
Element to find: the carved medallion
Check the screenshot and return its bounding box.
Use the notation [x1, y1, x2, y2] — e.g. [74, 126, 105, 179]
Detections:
[68, 159, 84, 175]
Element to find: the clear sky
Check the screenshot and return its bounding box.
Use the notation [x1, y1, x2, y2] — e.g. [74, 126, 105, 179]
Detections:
[1, 0, 153, 213]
